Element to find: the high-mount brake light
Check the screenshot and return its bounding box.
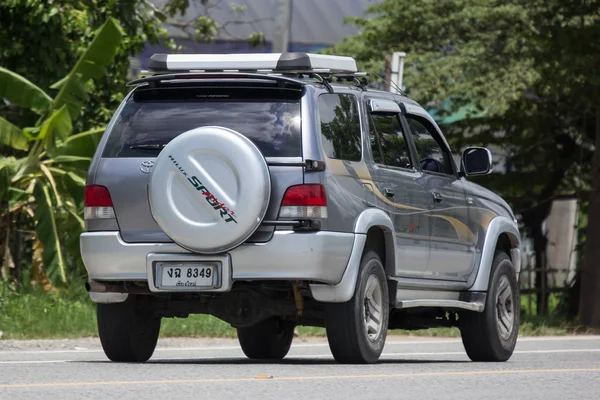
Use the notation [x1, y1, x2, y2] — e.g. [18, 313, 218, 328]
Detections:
[84, 185, 115, 220]
[148, 52, 358, 74]
[279, 184, 328, 219]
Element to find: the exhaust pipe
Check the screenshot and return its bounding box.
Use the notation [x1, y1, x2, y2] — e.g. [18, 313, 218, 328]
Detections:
[85, 281, 151, 294]
[85, 281, 116, 293]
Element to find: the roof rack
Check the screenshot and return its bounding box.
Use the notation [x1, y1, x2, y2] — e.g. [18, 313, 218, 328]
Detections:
[129, 53, 368, 93]
[146, 52, 359, 74]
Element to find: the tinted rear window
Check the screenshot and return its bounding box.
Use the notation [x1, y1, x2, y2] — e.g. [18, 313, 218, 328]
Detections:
[102, 87, 302, 158]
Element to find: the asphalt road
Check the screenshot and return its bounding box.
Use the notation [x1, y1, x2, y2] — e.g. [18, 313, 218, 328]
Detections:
[0, 335, 599, 400]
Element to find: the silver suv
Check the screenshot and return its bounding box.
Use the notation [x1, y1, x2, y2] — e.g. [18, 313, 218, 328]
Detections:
[81, 52, 521, 364]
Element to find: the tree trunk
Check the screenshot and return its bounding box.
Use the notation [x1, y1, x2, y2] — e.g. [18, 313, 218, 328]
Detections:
[579, 103, 600, 327]
[532, 210, 549, 315]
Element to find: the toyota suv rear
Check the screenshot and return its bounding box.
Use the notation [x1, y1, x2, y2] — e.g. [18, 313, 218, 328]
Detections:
[82, 52, 522, 365]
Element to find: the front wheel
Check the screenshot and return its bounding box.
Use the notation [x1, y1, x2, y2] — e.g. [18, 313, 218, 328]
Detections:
[97, 296, 161, 363]
[460, 251, 520, 361]
[325, 250, 389, 364]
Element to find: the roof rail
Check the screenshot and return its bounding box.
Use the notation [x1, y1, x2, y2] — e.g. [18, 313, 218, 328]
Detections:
[126, 72, 310, 88]
[147, 52, 359, 74]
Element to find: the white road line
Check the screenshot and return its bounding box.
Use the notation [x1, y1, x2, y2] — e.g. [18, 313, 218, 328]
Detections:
[0, 336, 598, 355]
[0, 349, 103, 355]
[515, 348, 600, 354]
[286, 348, 600, 359]
[1, 348, 599, 364]
[149, 348, 600, 362]
[0, 360, 67, 365]
[517, 336, 600, 342]
[374, 348, 600, 358]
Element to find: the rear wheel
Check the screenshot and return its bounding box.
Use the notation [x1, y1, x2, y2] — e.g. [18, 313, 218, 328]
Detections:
[325, 250, 389, 364]
[460, 251, 520, 361]
[237, 317, 295, 360]
[97, 296, 161, 363]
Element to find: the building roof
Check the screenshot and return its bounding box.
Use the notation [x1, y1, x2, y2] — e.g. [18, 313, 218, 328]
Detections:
[151, 0, 380, 46]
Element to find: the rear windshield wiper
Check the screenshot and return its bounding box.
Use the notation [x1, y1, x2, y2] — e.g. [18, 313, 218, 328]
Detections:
[129, 143, 167, 150]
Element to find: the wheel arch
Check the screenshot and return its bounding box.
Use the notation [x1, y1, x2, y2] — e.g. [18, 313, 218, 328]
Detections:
[469, 216, 521, 291]
[310, 208, 397, 303]
[355, 209, 397, 277]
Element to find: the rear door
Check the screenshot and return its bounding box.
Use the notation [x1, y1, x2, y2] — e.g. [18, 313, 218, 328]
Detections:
[93, 81, 305, 243]
[403, 112, 477, 281]
[365, 98, 430, 277]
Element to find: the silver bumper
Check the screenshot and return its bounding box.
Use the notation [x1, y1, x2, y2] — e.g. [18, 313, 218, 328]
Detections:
[81, 230, 354, 293]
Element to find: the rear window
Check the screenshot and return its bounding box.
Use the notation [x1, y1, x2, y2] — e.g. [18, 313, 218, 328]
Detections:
[102, 86, 302, 158]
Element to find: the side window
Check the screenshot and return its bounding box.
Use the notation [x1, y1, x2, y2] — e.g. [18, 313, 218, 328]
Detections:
[319, 93, 361, 161]
[369, 113, 412, 169]
[406, 116, 454, 175]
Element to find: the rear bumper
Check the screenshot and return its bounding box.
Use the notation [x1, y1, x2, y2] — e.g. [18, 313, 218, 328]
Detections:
[81, 230, 354, 294]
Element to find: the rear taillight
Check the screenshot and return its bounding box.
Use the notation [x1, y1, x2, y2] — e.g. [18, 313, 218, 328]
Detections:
[84, 185, 115, 220]
[279, 184, 327, 219]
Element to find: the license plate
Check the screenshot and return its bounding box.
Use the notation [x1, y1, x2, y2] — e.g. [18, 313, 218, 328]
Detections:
[158, 263, 217, 288]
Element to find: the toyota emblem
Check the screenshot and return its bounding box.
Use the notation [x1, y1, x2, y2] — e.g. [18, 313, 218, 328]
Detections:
[140, 160, 155, 173]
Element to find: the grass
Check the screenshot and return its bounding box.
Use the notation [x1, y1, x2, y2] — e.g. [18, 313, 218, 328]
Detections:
[0, 283, 590, 340]
[0, 283, 98, 339]
[161, 315, 236, 338]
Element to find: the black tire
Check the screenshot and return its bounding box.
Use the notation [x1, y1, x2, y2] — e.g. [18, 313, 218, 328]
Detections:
[325, 250, 389, 364]
[97, 296, 161, 363]
[460, 251, 520, 361]
[237, 317, 295, 360]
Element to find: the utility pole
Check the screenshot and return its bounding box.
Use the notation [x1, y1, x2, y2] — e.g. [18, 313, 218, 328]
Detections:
[389, 52, 407, 93]
[272, 0, 292, 53]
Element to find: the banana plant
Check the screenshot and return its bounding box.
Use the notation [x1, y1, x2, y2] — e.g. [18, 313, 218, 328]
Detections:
[0, 18, 123, 284]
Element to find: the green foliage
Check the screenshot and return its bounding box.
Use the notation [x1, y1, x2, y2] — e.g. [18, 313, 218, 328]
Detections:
[35, 106, 72, 152]
[193, 15, 220, 41]
[0, 67, 52, 115]
[33, 183, 67, 283]
[0, 0, 172, 133]
[163, 0, 193, 17]
[0, 19, 123, 285]
[0, 281, 98, 339]
[0, 0, 263, 149]
[50, 129, 105, 165]
[0, 117, 27, 150]
[51, 18, 124, 121]
[331, 0, 542, 117]
[247, 31, 266, 47]
[161, 316, 237, 338]
[0, 157, 17, 201]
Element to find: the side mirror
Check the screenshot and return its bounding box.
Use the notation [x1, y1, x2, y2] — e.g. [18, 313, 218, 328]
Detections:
[461, 147, 492, 176]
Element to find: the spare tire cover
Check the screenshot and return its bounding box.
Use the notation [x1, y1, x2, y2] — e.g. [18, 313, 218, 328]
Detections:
[149, 126, 271, 254]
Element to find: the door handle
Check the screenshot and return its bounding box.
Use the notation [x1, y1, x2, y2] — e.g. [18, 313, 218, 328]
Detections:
[384, 187, 395, 198]
[432, 191, 443, 203]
